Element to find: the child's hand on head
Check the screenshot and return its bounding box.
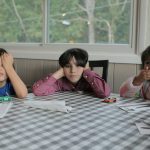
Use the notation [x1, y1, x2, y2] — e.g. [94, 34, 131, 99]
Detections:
[52, 67, 65, 79]
[58, 68, 65, 78]
[1, 53, 14, 69]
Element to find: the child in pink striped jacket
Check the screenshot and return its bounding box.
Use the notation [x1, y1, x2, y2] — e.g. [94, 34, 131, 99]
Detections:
[120, 46, 150, 100]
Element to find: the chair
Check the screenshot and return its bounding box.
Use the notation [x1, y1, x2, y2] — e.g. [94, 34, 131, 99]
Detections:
[89, 60, 109, 82]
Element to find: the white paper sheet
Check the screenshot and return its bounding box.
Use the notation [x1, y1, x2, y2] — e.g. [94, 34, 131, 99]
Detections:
[24, 100, 72, 113]
[117, 102, 150, 112]
[135, 122, 150, 135]
[0, 102, 12, 118]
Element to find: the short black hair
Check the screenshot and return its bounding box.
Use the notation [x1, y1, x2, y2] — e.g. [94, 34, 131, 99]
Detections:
[0, 48, 8, 56]
[141, 46, 150, 68]
[59, 48, 88, 67]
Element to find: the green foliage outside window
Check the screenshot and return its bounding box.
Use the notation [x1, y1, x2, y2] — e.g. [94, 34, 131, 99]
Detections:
[0, 0, 131, 44]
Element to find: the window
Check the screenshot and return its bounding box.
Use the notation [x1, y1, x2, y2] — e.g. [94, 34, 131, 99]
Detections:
[0, 0, 147, 63]
[48, 0, 131, 44]
[0, 0, 42, 42]
[0, 0, 131, 44]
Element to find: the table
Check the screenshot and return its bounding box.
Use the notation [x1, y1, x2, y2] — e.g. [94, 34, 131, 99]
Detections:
[0, 92, 150, 150]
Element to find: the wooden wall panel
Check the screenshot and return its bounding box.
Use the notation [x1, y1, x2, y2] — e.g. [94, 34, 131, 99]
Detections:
[14, 59, 44, 87]
[43, 60, 59, 76]
[14, 59, 58, 89]
[113, 64, 136, 93]
[136, 64, 141, 74]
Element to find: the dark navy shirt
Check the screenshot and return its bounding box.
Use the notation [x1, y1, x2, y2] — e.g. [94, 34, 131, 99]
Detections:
[0, 82, 15, 96]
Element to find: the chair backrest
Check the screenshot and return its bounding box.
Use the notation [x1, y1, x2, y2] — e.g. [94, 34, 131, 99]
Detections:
[89, 60, 109, 82]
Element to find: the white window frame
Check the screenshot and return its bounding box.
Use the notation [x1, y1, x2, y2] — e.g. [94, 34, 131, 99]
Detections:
[1, 0, 148, 64]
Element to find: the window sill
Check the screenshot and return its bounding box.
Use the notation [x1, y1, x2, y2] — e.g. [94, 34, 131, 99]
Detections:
[3, 44, 141, 64]
[9, 48, 140, 64]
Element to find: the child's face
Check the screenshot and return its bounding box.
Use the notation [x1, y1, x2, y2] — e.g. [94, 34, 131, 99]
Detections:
[144, 57, 150, 70]
[63, 57, 84, 84]
[0, 58, 7, 83]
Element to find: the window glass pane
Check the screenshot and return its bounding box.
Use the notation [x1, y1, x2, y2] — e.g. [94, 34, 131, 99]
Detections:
[48, 0, 131, 44]
[0, 0, 42, 42]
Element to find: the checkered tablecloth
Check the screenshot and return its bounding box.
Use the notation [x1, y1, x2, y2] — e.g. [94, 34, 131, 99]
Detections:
[0, 92, 150, 150]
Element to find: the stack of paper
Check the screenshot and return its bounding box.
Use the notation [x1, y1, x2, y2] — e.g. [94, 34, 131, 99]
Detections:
[136, 122, 150, 135]
[24, 100, 72, 113]
[118, 102, 150, 112]
[0, 102, 12, 118]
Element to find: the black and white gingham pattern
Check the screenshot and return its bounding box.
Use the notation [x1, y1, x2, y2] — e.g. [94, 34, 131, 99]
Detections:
[0, 92, 150, 150]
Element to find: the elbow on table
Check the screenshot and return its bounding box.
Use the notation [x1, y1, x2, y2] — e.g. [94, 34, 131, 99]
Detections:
[32, 87, 55, 96]
[102, 92, 111, 98]
[17, 90, 28, 99]
[32, 85, 44, 96]
[96, 90, 111, 99]
[32, 89, 44, 96]
[104, 87, 111, 98]
[119, 86, 128, 97]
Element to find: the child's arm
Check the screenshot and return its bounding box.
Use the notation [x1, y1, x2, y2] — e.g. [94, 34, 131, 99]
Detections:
[119, 77, 143, 98]
[119, 66, 150, 97]
[83, 68, 111, 98]
[132, 68, 147, 86]
[32, 68, 64, 96]
[120, 67, 150, 98]
[133, 66, 150, 86]
[1, 53, 28, 99]
[52, 68, 64, 79]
